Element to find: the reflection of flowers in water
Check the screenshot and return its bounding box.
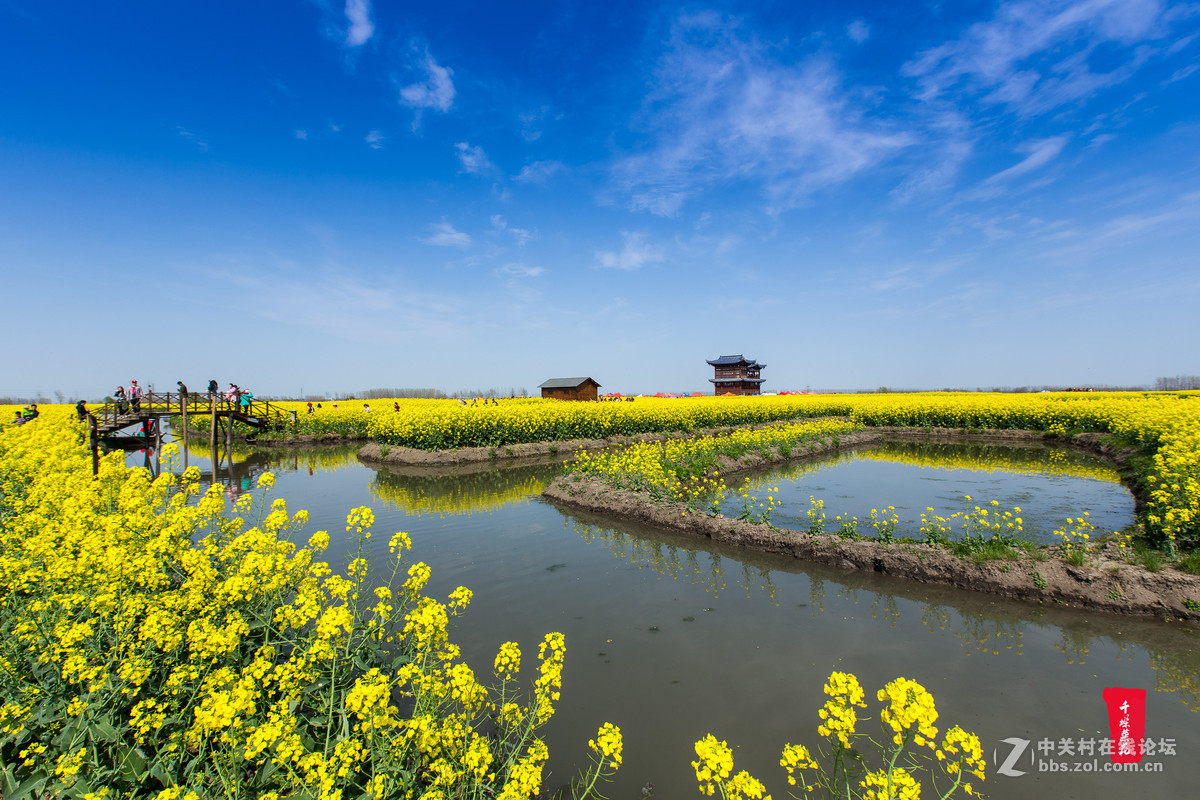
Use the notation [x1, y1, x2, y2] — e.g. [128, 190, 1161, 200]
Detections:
[1151, 650, 1200, 712]
[371, 465, 559, 517]
[920, 604, 1027, 657]
[575, 521, 1200, 713]
[573, 522, 786, 601]
[859, 441, 1122, 484]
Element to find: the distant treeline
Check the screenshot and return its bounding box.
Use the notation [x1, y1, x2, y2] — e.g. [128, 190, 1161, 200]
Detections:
[290, 388, 530, 401]
[449, 387, 529, 399]
[1154, 375, 1200, 391]
[352, 388, 450, 400]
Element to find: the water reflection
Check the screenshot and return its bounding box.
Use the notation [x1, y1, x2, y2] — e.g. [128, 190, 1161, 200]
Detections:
[726, 439, 1134, 542]
[862, 439, 1123, 483]
[567, 510, 1200, 712]
[370, 460, 566, 517]
[162, 439, 364, 492]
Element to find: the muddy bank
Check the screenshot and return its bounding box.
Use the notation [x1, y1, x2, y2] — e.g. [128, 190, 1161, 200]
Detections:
[540, 428, 1199, 625]
[542, 475, 1200, 624]
[355, 417, 839, 467]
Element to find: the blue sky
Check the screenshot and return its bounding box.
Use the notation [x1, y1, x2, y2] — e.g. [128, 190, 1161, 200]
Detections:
[2, 0, 1198, 398]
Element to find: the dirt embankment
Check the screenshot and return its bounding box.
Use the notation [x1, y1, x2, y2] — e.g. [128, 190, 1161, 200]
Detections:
[540, 428, 1200, 625]
[355, 417, 839, 467]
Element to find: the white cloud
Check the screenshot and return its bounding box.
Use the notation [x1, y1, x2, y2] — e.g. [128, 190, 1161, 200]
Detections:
[903, 0, 1171, 115]
[490, 215, 534, 246]
[421, 220, 472, 248]
[176, 126, 209, 153]
[847, 20, 870, 43]
[967, 135, 1070, 198]
[610, 12, 911, 216]
[495, 262, 545, 278]
[455, 142, 495, 175]
[514, 160, 565, 184]
[1167, 64, 1198, 83]
[399, 48, 456, 128]
[295, 129, 309, 140]
[364, 130, 385, 149]
[343, 0, 374, 47]
[596, 232, 665, 271]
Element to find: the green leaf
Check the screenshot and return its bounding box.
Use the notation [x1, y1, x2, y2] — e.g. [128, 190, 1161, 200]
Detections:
[88, 716, 119, 743]
[149, 760, 176, 788]
[115, 743, 148, 782]
[7, 773, 50, 800]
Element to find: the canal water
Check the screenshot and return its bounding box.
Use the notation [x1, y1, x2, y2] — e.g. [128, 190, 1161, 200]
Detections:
[140, 439, 1197, 800]
[720, 440, 1136, 543]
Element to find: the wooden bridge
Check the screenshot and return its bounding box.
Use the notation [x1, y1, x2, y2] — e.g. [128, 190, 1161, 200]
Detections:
[89, 391, 296, 474]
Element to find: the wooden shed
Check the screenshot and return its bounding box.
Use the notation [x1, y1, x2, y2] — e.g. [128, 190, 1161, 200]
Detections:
[539, 377, 601, 401]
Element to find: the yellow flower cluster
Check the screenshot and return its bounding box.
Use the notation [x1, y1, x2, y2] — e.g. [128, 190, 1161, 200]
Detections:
[175, 389, 1200, 550]
[860, 767, 920, 800]
[697, 669, 985, 800]
[779, 742, 818, 789]
[692, 734, 735, 796]
[691, 734, 773, 800]
[589, 722, 624, 769]
[817, 671, 868, 745]
[572, 418, 855, 508]
[920, 498, 1025, 541]
[877, 677, 939, 747]
[0, 410, 619, 798]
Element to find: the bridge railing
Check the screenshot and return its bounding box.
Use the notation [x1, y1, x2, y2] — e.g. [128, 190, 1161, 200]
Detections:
[95, 392, 295, 431]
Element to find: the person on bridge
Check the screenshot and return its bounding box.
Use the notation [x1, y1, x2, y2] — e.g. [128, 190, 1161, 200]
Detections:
[75, 400, 87, 421]
[177, 381, 188, 399]
[239, 389, 253, 414]
[208, 379, 219, 400]
[115, 386, 129, 414]
[130, 380, 142, 412]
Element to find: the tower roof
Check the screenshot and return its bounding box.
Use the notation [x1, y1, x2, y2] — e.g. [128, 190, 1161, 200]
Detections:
[706, 354, 765, 368]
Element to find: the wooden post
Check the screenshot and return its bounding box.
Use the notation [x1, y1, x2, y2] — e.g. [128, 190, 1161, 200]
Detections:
[154, 417, 162, 474]
[210, 394, 217, 452]
[180, 390, 189, 469]
[90, 416, 99, 476]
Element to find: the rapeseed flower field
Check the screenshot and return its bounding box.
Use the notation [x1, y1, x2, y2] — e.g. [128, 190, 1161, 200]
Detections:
[19, 399, 1175, 798]
[0, 409, 621, 798]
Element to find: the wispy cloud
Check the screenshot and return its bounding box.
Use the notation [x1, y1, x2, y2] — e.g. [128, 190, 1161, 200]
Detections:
[596, 231, 665, 270]
[514, 160, 564, 184]
[398, 47, 456, 129]
[490, 215, 534, 246]
[610, 11, 912, 216]
[965, 134, 1071, 199]
[295, 129, 309, 140]
[421, 220, 472, 248]
[847, 20, 870, 43]
[455, 142, 495, 175]
[495, 262, 545, 278]
[176, 126, 209, 153]
[903, 0, 1172, 116]
[343, 0, 374, 47]
[364, 130, 385, 149]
